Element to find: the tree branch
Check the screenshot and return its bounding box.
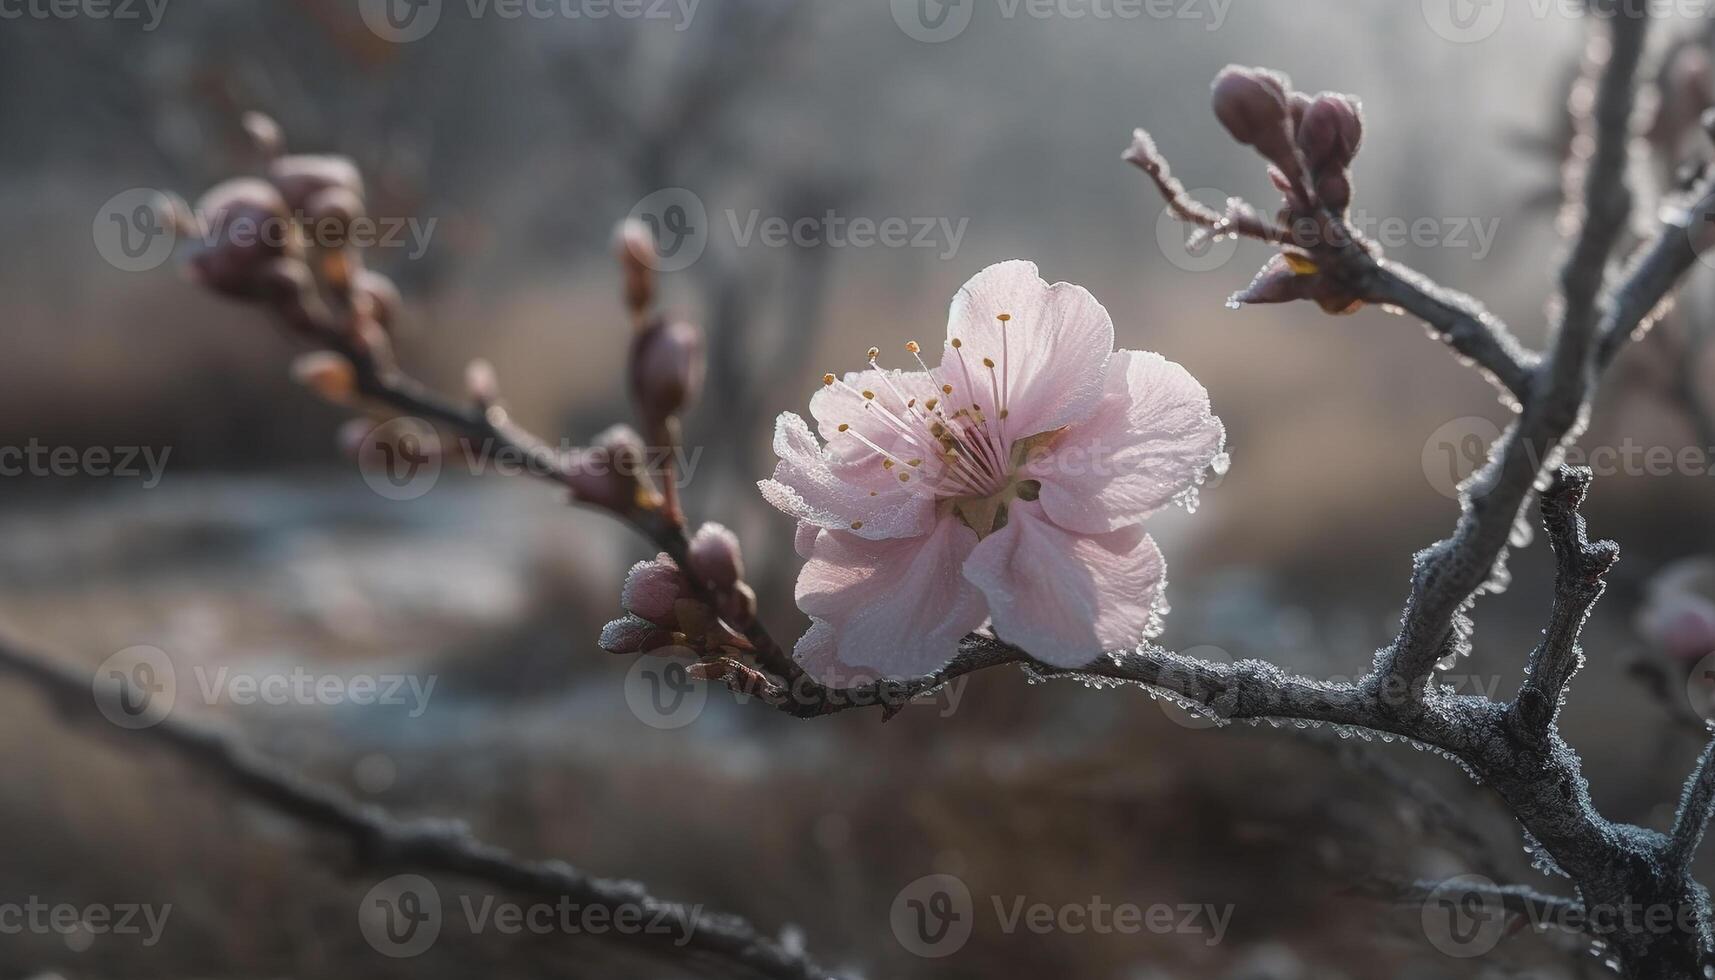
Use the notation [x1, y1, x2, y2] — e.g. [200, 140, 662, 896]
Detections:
[0, 636, 830, 980]
[1669, 736, 1715, 869]
[1511, 467, 1619, 736]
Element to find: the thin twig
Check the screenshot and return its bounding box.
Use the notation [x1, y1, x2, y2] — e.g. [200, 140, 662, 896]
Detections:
[0, 635, 831, 980]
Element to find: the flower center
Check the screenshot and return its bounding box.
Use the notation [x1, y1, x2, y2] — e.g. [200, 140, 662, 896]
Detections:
[823, 315, 1036, 537]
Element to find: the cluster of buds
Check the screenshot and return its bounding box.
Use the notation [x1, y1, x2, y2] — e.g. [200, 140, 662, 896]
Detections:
[614, 219, 705, 522]
[599, 523, 753, 657]
[1127, 66, 1369, 314]
[182, 113, 401, 364]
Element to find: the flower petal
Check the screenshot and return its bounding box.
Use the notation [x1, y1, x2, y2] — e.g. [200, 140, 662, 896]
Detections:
[962, 500, 1166, 667]
[1023, 349, 1225, 534]
[938, 260, 1113, 439]
[793, 618, 886, 687]
[794, 515, 988, 681]
[759, 412, 935, 540]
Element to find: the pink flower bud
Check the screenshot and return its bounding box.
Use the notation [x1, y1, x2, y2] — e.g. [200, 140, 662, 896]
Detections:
[688, 522, 745, 589]
[188, 178, 292, 299]
[567, 424, 653, 514]
[1297, 93, 1364, 175]
[290, 351, 357, 404]
[599, 614, 678, 654]
[353, 269, 403, 334]
[629, 317, 705, 441]
[241, 111, 284, 159]
[304, 185, 365, 249]
[622, 554, 690, 626]
[268, 154, 365, 215]
[1211, 66, 1299, 175]
[613, 218, 658, 316]
[1638, 559, 1715, 662]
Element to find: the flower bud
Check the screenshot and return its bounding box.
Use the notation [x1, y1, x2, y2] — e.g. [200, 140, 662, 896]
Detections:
[268, 154, 364, 215]
[629, 316, 705, 441]
[188, 178, 292, 299]
[613, 218, 657, 316]
[599, 613, 678, 654]
[291, 351, 357, 404]
[353, 269, 403, 334]
[464, 358, 499, 405]
[1315, 172, 1353, 212]
[688, 522, 745, 589]
[567, 424, 656, 513]
[305, 185, 365, 250]
[622, 553, 691, 626]
[1297, 93, 1363, 175]
[1211, 66, 1299, 174]
[1638, 559, 1715, 662]
[241, 111, 284, 159]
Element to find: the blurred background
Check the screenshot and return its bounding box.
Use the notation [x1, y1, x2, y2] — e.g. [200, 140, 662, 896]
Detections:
[4, 1, 1715, 977]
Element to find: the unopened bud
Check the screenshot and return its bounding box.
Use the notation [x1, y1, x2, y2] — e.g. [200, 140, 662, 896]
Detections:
[568, 424, 655, 513]
[305, 186, 365, 249]
[629, 317, 704, 442]
[353, 269, 403, 334]
[465, 358, 499, 404]
[614, 218, 658, 316]
[688, 522, 745, 589]
[291, 351, 357, 404]
[268, 154, 364, 215]
[1297, 93, 1363, 175]
[188, 178, 292, 299]
[599, 614, 679, 654]
[1315, 172, 1353, 212]
[1211, 66, 1299, 174]
[241, 111, 284, 159]
[622, 553, 691, 626]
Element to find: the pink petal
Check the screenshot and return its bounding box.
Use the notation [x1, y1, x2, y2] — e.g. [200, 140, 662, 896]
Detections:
[938, 260, 1112, 439]
[962, 500, 1166, 667]
[792, 618, 886, 687]
[1023, 349, 1226, 534]
[759, 412, 935, 540]
[794, 521, 821, 559]
[793, 515, 988, 681]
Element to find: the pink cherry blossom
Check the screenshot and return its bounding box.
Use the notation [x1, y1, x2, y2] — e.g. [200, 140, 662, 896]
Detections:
[1637, 558, 1715, 663]
[760, 260, 1227, 685]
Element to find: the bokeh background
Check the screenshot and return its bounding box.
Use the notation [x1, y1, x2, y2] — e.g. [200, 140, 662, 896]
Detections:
[4, 1, 1715, 977]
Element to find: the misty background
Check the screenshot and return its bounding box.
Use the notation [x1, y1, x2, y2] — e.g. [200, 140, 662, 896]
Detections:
[2, 1, 1714, 977]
